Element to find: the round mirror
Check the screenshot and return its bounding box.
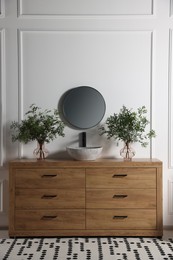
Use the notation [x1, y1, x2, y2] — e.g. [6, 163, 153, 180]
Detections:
[61, 86, 106, 129]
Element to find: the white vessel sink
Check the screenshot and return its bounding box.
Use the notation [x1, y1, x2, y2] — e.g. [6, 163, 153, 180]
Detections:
[66, 146, 102, 161]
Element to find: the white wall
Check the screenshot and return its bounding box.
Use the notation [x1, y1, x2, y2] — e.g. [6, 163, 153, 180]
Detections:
[0, 0, 172, 227]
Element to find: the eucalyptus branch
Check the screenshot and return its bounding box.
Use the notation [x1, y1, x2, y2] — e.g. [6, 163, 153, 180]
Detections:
[100, 105, 156, 147]
[10, 104, 65, 144]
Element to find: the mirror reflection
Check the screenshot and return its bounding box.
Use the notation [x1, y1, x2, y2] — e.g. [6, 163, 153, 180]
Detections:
[60, 86, 106, 129]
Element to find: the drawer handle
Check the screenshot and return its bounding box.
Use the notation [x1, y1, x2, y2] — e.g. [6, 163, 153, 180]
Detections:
[112, 174, 127, 178]
[41, 174, 57, 178]
[113, 194, 128, 199]
[113, 215, 128, 220]
[41, 215, 57, 220]
[41, 195, 57, 199]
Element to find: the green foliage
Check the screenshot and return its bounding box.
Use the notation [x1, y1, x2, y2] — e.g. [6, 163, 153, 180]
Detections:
[10, 104, 65, 144]
[100, 105, 156, 147]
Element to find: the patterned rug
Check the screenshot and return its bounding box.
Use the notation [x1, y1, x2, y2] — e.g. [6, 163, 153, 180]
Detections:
[0, 237, 173, 260]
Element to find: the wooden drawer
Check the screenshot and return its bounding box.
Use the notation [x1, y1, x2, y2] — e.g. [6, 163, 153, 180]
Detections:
[86, 189, 156, 208]
[86, 209, 156, 230]
[15, 168, 85, 189]
[16, 188, 85, 209]
[15, 210, 85, 230]
[86, 168, 156, 188]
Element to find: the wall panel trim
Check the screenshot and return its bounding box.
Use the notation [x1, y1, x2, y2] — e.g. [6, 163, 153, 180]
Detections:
[168, 179, 173, 215]
[170, 0, 173, 17]
[18, 29, 24, 158]
[0, 179, 4, 212]
[168, 29, 173, 168]
[18, 0, 154, 18]
[18, 29, 154, 158]
[0, 0, 5, 18]
[0, 29, 5, 166]
[150, 31, 154, 159]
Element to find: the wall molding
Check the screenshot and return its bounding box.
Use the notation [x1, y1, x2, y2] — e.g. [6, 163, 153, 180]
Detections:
[170, 0, 173, 17]
[18, 29, 154, 158]
[0, 179, 4, 212]
[18, 0, 154, 18]
[0, 0, 5, 18]
[0, 29, 5, 166]
[168, 179, 173, 215]
[17, 29, 24, 158]
[168, 29, 173, 168]
[150, 31, 154, 159]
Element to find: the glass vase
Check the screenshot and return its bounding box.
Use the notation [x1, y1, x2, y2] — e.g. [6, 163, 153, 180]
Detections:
[120, 142, 135, 161]
[33, 142, 49, 160]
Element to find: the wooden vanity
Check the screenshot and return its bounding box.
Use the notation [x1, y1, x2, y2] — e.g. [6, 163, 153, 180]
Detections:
[9, 158, 163, 237]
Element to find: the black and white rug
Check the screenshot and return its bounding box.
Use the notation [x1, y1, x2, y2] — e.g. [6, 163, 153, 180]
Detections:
[0, 237, 173, 260]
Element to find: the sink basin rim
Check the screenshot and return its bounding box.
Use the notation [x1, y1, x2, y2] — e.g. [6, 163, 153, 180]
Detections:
[66, 146, 103, 161]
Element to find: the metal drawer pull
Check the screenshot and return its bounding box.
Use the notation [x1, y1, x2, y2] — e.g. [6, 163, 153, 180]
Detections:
[41, 174, 57, 178]
[41, 195, 57, 199]
[112, 174, 127, 178]
[113, 194, 128, 199]
[113, 215, 128, 220]
[41, 215, 57, 220]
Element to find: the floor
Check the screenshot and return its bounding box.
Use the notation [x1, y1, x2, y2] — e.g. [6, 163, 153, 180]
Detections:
[0, 229, 173, 260]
